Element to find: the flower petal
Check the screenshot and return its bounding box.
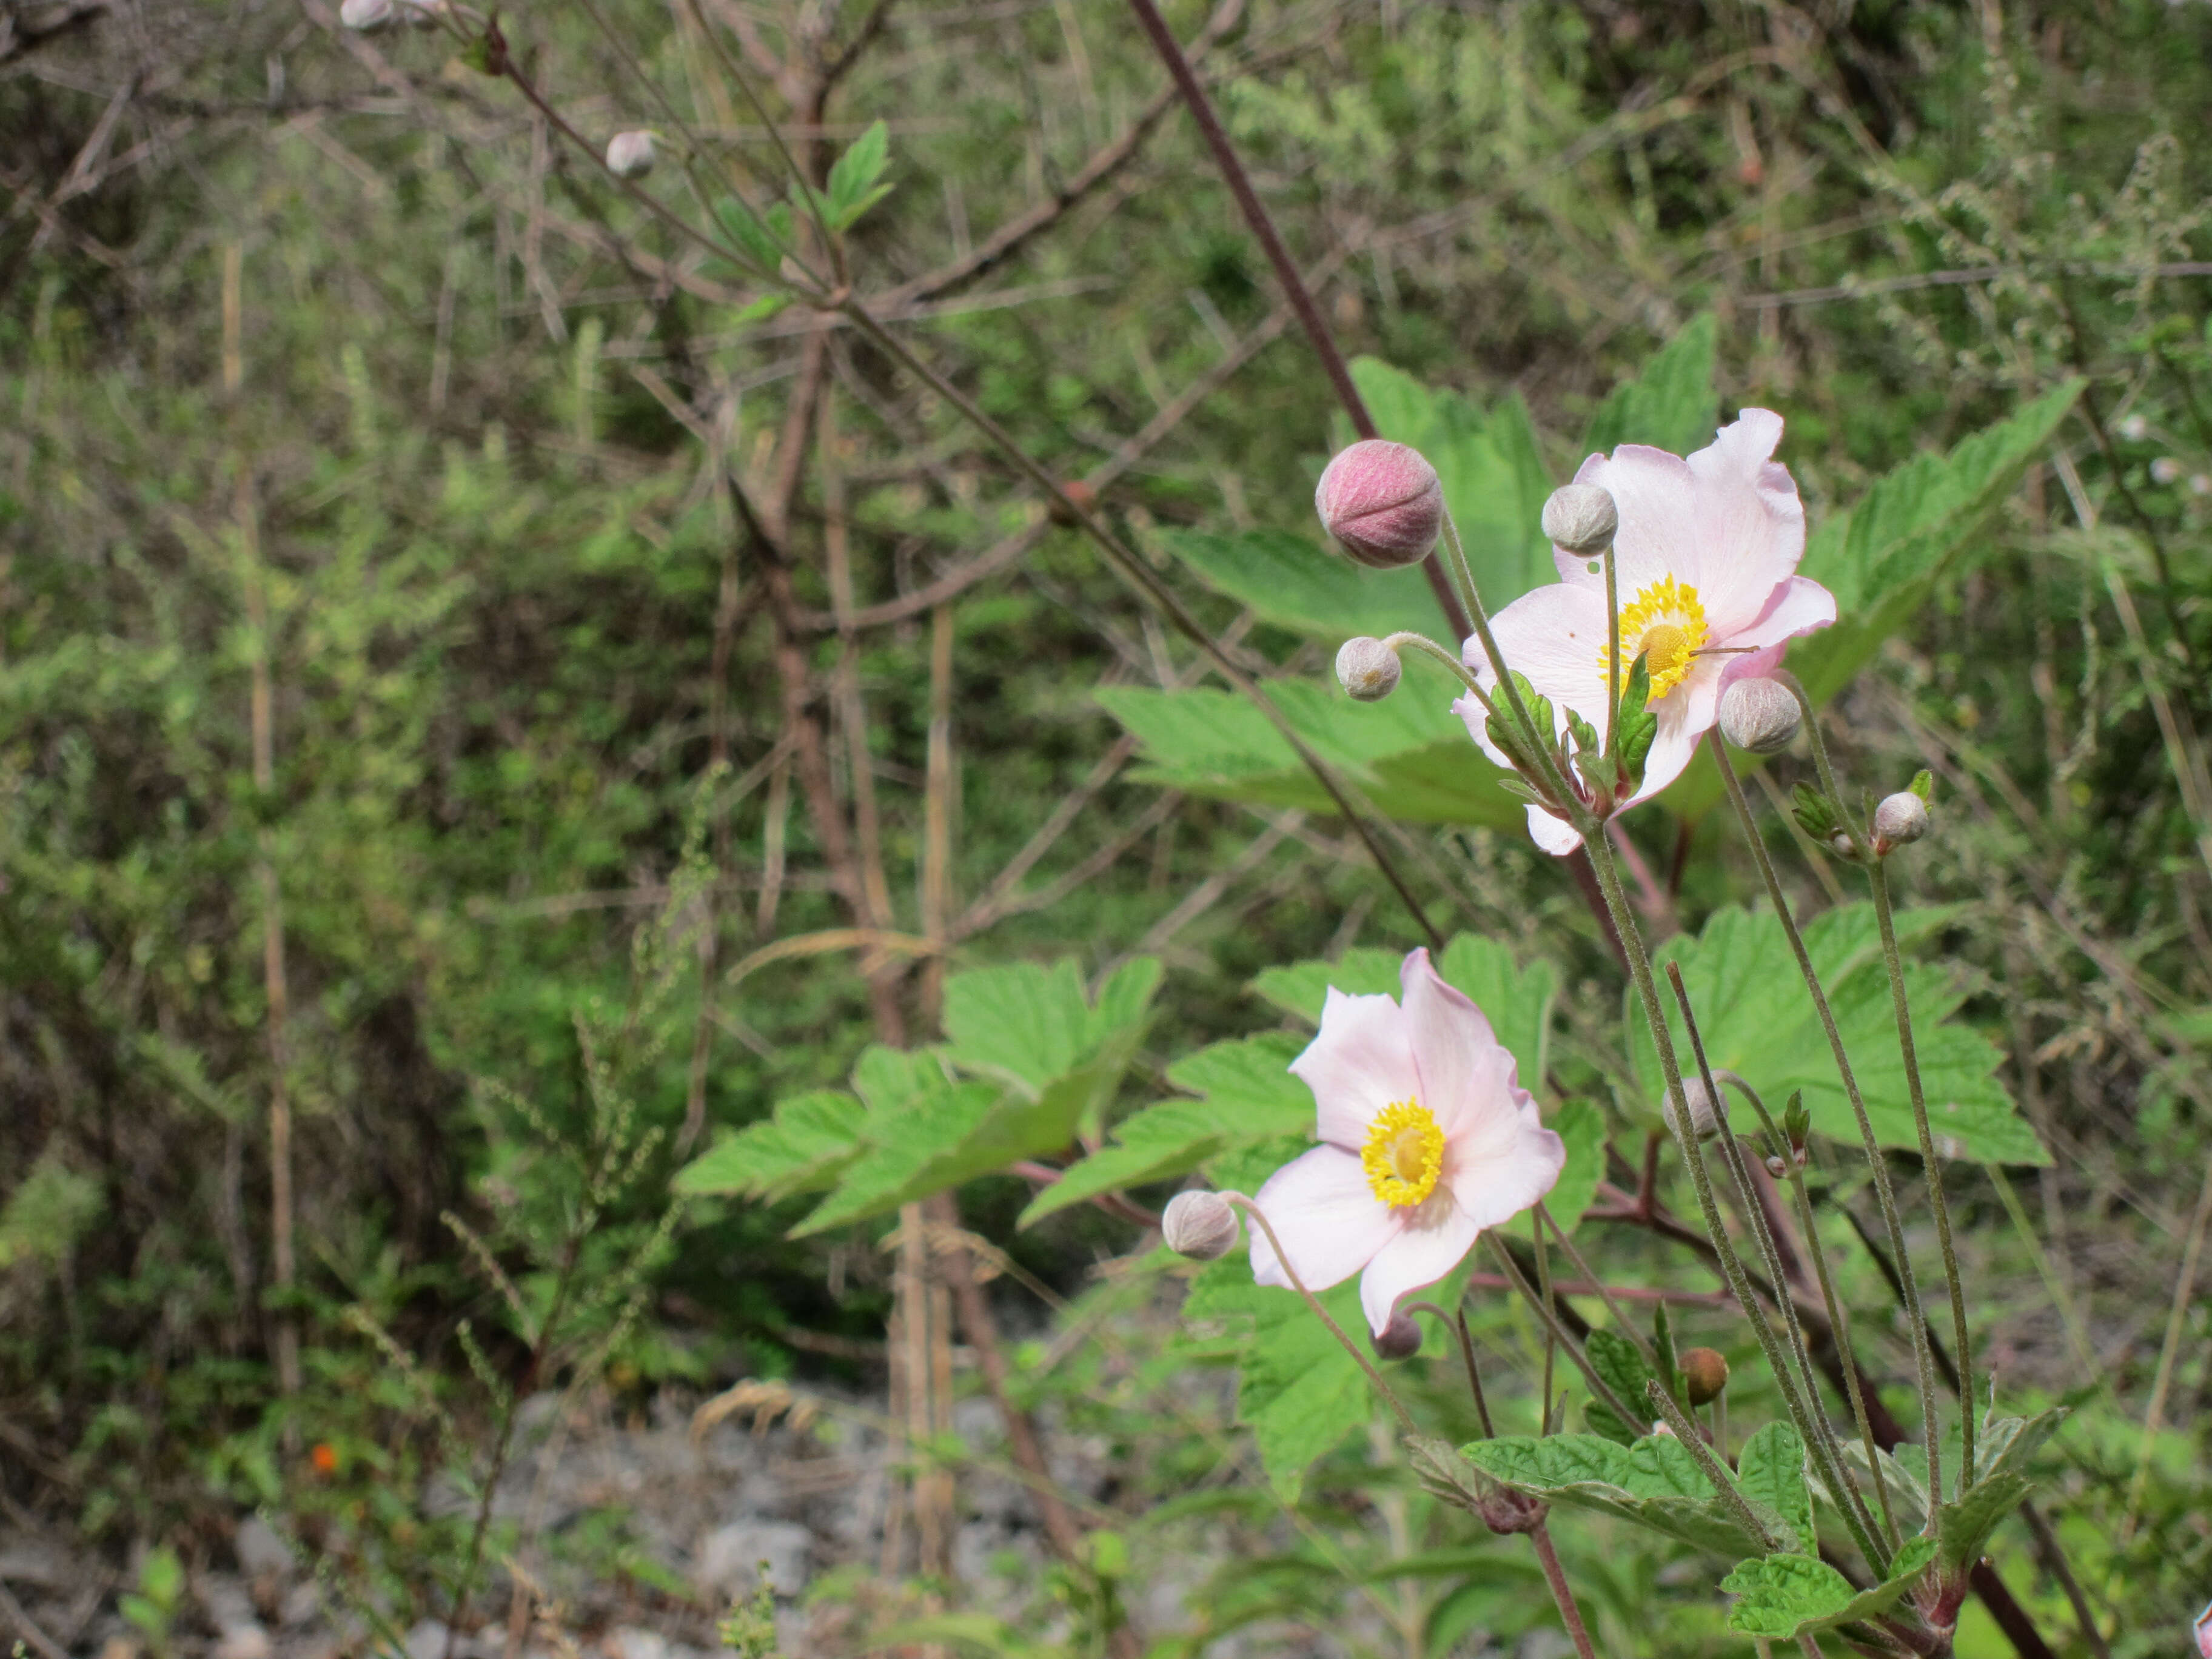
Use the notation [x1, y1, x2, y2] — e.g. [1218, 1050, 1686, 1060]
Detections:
[1523, 803, 1586, 856]
[1722, 574, 1837, 654]
[1290, 989, 1421, 1148]
[1562, 443, 1701, 597]
[1401, 948, 1520, 1140]
[1464, 581, 1612, 742]
[1443, 1109, 1568, 1232]
[1248, 1145, 1399, 1293]
[1357, 1196, 1483, 1336]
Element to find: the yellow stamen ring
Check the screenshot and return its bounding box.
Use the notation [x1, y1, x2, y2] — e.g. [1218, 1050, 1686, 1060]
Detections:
[1361, 1100, 1445, 1208]
[1602, 575, 1711, 702]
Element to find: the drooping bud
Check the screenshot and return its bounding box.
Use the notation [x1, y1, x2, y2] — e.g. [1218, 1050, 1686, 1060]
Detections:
[1161, 1190, 1239, 1261]
[1373, 1313, 1423, 1361]
[606, 130, 658, 179]
[1314, 440, 1443, 569]
[2152, 456, 2185, 486]
[1873, 791, 1929, 851]
[1540, 483, 1618, 556]
[340, 0, 397, 29]
[1717, 677, 1801, 754]
[1336, 636, 1402, 703]
[1661, 1076, 1722, 1143]
[1680, 1347, 1730, 1406]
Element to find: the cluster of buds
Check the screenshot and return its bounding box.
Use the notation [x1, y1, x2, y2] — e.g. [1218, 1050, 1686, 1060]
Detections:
[1792, 769, 1933, 860]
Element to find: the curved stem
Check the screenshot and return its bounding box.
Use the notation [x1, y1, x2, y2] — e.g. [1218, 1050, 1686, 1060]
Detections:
[1481, 1232, 1641, 1430]
[1707, 728, 1945, 1509]
[1230, 1197, 1416, 1433]
[1867, 854, 1976, 1483]
[1529, 1521, 1600, 1659]
[1382, 631, 1496, 708]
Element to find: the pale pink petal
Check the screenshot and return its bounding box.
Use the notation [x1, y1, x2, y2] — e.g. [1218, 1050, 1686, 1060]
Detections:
[1523, 803, 1586, 856]
[1465, 581, 1612, 744]
[1358, 1196, 1483, 1336]
[1290, 989, 1421, 1148]
[1570, 442, 1714, 599]
[1682, 411, 1808, 632]
[1614, 700, 1703, 817]
[1401, 948, 1521, 1139]
[1720, 575, 1837, 654]
[1443, 1108, 1568, 1230]
[1248, 1145, 1400, 1293]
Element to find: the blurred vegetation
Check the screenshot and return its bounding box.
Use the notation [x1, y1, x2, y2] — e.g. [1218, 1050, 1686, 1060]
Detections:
[6, 0, 2212, 1652]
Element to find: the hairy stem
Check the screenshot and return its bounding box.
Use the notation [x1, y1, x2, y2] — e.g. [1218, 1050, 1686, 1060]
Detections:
[1529, 1521, 1601, 1659]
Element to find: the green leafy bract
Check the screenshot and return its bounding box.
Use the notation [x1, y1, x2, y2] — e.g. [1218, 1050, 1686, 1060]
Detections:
[1461, 1432, 1771, 1557]
[1720, 1536, 1939, 1638]
[1737, 1423, 1816, 1554]
[1627, 903, 2046, 1164]
[822, 119, 894, 230]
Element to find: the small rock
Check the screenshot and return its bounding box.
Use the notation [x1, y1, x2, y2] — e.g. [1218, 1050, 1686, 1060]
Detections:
[215, 1623, 274, 1659]
[693, 1521, 811, 1600]
[279, 1580, 324, 1628]
[605, 1630, 669, 1659]
[406, 1619, 452, 1659]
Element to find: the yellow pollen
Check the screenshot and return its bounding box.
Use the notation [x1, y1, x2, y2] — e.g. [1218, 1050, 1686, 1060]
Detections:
[1602, 576, 1711, 702]
[1361, 1100, 1445, 1208]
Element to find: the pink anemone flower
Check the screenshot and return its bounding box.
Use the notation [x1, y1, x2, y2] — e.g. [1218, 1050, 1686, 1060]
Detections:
[1459, 409, 1836, 855]
[1250, 948, 1566, 1338]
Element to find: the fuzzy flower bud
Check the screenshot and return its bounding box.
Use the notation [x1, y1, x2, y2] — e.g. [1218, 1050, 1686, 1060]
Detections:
[1661, 1076, 1722, 1143]
[1873, 791, 1929, 851]
[1315, 440, 1443, 569]
[2152, 456, 2185, 486]
[1372, 1313, 1423, 1361]
[1680, 1347, 1730, 1406]
[1540, 483, 1618, 556]
[1336, 636, 1403, 703]
[340, 0, 396, 28]
[1161, 1190, 1239, 1261]
[1717, 677, 1801, 754]
[606, 130, 657, 179]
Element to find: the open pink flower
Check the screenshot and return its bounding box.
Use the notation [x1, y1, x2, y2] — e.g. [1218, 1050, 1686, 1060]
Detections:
[1250, 949, 1566, 1337]
[1458, 410, 1835, 855]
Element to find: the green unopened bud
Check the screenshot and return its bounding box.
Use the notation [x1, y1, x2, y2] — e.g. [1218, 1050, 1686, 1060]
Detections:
[1873, 791, 1929, 852]
[1336, 636, 1403, 702]
[1717, 677, 1801, 754]
[1540, 483, 1618, 556]
[1680, 1347, 1730, 1406]
[1161, 1190, 1239, 1261]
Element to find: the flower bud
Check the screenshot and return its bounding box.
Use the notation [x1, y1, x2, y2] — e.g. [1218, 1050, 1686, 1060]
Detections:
[1661, 1076, 1721, 1142]
[340, 0, 396, 28]
[1764, 1153, 1787, 1178]
[1717, 677, 1801, 754]
[1161, 1190, 1239, 1261]
[1680, 1347, 1730, 1406]
[1335, 636, 1402, 703]
[1373, 1313, 1423, 1360]
[606, 130, 658, 179]
[400, 0, 446, 24]
[2119, 412, 2149, 442]
[1540, 483, 1618, 556]
[1314, 440, 1443, 569]
[2152, 456, 2185, 486]
[1873, 791, 1929, 851]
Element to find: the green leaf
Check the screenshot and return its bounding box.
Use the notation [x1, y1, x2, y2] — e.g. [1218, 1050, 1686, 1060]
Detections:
[1249, 948, 1406, 1023]
[822, 119, 894, 230]
[1586, 1330, 1657, 1426]
[732, 292, 793, 324]
[1583, 1401, 1640, 1446]
[674, 1090, 865, 1201]
[1433, 934, 1557, 1086]
[1582, 313, 1719, 461]
[1721, 1537, 1939, 1638]
[1537, 1099, 1604, 1235]
[1165, 528, 1451, 643]
[1934, 1472, 2034, 1572]
[942, 956, 1160, 1096]
[1626, 903, 2046, 1164]
[1018, 1033, 1312, 1226]
[1182, 1255, 1370, 1500]
[1096, 661, 1526, 830]
[1974, 1406, 2069, 1488]
[1737, 1423, 1816, 1553]
[1464, 1433, 1768, 1556]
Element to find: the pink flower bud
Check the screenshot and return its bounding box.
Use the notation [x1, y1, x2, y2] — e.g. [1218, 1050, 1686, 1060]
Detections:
[1315, 440, 1443, 569]
[1161, 1190, 1239, 1261]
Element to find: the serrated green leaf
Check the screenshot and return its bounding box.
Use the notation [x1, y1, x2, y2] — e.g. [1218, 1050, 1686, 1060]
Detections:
[674, 1090, 864, 1201]
[1934, 1472, 2033, 1571]
[1974, 1406, 2068, 1487]
[1626, 903, 2046, 1164]
[1583, 313, 1719, 461]
[1536, 1099, 1603, 1236]
[1249, 949, 1406, 1022]
[1166, 527, 1451, 643]
[1583, 1401, 1639, 1446]
[1019, 1033, 1312, 1226]
[1737, 1423, 1815, 1553]
[1722, 1536, 1938, 1638]
[942, 956, 1159, 1096]
[1433, 935, 1557, 1086]
[1586, 1330, 1657, 1427]
[1181, 1255, 1370, 1500]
